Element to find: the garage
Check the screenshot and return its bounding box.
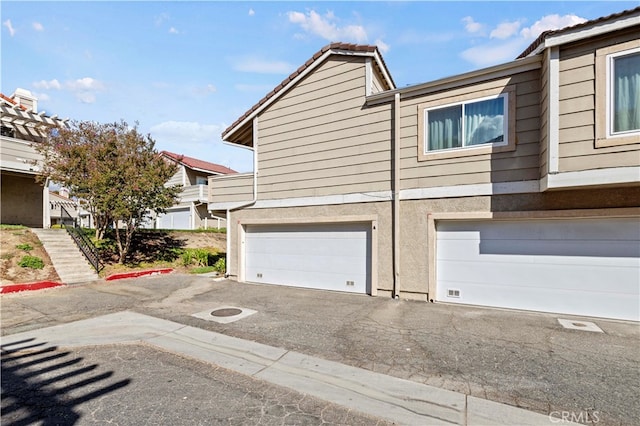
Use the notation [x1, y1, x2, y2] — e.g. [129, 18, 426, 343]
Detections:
[436, 218, 640, 321]
[244, 223, 371, 294]
[158, 207, 191, 230]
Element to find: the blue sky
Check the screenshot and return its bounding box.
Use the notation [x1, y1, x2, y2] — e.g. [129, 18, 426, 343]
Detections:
[2, 1, 637, 172]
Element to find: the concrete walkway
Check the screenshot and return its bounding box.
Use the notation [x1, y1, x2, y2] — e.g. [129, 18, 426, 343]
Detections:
[1, 310, 571, 425]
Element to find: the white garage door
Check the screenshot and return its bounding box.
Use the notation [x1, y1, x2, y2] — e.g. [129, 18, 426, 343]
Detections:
[245, 223, 371, 294]
[158, 207, 191, 230]
[436, 218, 640, 321]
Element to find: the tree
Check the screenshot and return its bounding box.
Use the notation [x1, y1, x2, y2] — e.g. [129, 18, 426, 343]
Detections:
[36, 120, 180, 263]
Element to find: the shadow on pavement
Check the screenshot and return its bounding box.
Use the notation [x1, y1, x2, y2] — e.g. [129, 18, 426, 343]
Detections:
[1, 337, 130, 426]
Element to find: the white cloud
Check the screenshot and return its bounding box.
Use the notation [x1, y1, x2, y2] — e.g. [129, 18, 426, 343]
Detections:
[375, 39, 390, 54]
[520, 14, 587, 40]
[490, 21, 522, 39]
[460, 38, 528, 68]
[248, 8, 255, 16]
[32, 22, 44, 32]
[34, 79, 62, 90]
[154, 13, 169, 26]
[169, 27, 179, 34]
[462, 16, 484, 35]
[3, 19, 15, 37]
[287, 10, 368, 43]
[205, 84, 216, 93]
[32, 92, 50, 102]
[233, 56, 293, 74]
[66, 77, 104, 91]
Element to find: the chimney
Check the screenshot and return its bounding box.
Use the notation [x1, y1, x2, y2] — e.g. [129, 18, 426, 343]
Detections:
[11, 88, 38, 113]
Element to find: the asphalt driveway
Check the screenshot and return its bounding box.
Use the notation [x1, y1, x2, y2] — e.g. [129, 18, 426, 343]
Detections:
[2, 274, 638, 425]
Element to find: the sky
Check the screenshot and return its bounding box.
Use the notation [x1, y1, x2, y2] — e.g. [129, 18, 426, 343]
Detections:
[2, 1, 638, 173]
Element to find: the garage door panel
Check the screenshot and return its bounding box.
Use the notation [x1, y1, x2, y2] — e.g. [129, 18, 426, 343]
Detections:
[436, 218, 640, 321]
[245, 223, 371, 294]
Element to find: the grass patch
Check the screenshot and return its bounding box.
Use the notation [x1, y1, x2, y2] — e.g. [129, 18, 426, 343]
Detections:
[189, 266, 217, 274]
[0, 224, 27, 230]
[18, 255, 45, 269]
[16, 243, 33, 252]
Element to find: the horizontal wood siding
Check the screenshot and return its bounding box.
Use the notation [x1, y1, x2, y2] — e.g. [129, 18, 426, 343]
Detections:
[558, 31, 640, 173]
[399, 70, 541, 190]
[209, 173, 254, 203]
[166, 167, 184, 187]
[1, 137, 43, 171]
[257, 56, 392, 200]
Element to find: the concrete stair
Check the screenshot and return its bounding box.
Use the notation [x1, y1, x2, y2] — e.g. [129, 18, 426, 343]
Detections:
[31, 228, 100, 284]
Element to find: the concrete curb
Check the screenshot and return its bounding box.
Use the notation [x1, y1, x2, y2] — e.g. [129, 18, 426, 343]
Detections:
[0, 281, 65, 294]
[1, 311, 576, 425]
[105, 268, 174, 281]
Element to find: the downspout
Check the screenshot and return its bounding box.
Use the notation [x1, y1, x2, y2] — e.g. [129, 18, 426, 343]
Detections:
[392, 93, 401, 299]
[225, 117, 259, 278]
[43, 177, 51, 228]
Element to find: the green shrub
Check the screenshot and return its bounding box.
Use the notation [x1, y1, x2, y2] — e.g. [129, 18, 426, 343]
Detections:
[180, 248, 216, 267]
[16, 243, 33, 252]
[18, 255, 45, 269]
[213, 257, 225, 273]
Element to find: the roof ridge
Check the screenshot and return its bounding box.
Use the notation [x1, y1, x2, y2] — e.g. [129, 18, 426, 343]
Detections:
[161, 150, 236, 175]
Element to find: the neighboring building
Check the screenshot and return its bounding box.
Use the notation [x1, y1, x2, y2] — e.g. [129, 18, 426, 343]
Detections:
[150, 151, 235, 230]
[1, 89, 67, 228]
[209, 8, 640, 321]
[48, 189, 93, 228]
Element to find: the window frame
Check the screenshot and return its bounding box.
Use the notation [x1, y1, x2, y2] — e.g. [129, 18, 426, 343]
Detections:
[417, 85, 516, 162]
[595, 40, 640, 148]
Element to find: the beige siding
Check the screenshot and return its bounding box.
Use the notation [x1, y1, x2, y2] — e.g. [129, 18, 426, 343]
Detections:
[558, 30, 640, 173]
[0, 137, 43, 173]
[209, 173, 253, 204]
[257, 55, 392, 200]
[371, 67, 388, 94]
[399, 70, 541, 190]
[166, 167, 184, 187]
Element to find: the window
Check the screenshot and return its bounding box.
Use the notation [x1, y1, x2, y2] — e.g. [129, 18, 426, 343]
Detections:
[595, 41, 640, 148]
[426, 95, 507, 152]
[418, 85, 516, 161]
[609, 49, 640, 136]
[196, 176, 208, 185]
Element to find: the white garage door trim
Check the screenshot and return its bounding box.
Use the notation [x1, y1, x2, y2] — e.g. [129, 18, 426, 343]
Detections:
[241, 221, 375, 294]
[435, 217, 640, 321]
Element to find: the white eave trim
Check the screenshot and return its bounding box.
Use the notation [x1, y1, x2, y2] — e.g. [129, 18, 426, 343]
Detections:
[527, 13, 640, 57]
[401, 181, 540, 200]
[224, 48, 389, 142]
[542, 166, 640, 190]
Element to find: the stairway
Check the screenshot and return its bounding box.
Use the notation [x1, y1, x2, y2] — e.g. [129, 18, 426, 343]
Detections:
[31, 228, 100, 284]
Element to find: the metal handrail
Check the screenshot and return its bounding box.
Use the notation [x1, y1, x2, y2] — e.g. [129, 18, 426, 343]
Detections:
[61, 206, 104, 273]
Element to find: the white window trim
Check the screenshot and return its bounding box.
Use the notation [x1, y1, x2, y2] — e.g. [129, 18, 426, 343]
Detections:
[606, 47, 640, 139]
[595, 40, 640, 148]
[424, 93, 509, 154]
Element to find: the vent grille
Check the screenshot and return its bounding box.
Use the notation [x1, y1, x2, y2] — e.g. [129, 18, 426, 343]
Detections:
[447, 289, 461, 298]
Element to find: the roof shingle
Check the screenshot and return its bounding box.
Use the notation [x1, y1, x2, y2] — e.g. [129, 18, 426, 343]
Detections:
[161, 151, 236, 175]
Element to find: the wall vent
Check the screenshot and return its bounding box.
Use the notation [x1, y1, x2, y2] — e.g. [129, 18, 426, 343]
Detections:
[346, 280, 355, 286]
[257, 273, 263, 278]
[447, 289, 461, 298]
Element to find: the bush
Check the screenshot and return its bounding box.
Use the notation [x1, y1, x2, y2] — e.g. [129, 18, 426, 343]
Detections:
[16, 243, 33, 252]
[213, 257, 225, 273]
[18, 255, 45, 269]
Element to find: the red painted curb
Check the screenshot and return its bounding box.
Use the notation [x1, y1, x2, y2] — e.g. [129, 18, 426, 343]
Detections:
[105, 268, 174, 281]
[0, 281, 65, 294]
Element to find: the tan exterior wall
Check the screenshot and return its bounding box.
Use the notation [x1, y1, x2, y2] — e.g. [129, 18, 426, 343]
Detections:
[558, 28, 640, 173]
[227, 201, 394, 294]
[210, 173, 254, 204]
[1, 172, 43, 227]
[0, 137, 43, 173]
[398, 69, 541, 189]
[166, 167, 184, 187]
[257, 55, 392, 200]
[371, 67, 387, 94]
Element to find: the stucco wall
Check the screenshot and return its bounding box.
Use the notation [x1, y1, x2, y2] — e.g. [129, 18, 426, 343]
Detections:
[1, 172, 43, 227]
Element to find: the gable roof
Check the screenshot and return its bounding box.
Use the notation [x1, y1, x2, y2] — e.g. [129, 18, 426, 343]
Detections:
[221, 42, 395, 146]
[161, 151, 236, 175]
[518, 6, 640, 59]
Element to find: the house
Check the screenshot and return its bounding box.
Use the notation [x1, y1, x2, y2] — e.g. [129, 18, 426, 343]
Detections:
[151, 151, 236, 230]
[48, 188, 93, 228]
[1, 89, 67, 228]
[209, 8, 640, 321]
